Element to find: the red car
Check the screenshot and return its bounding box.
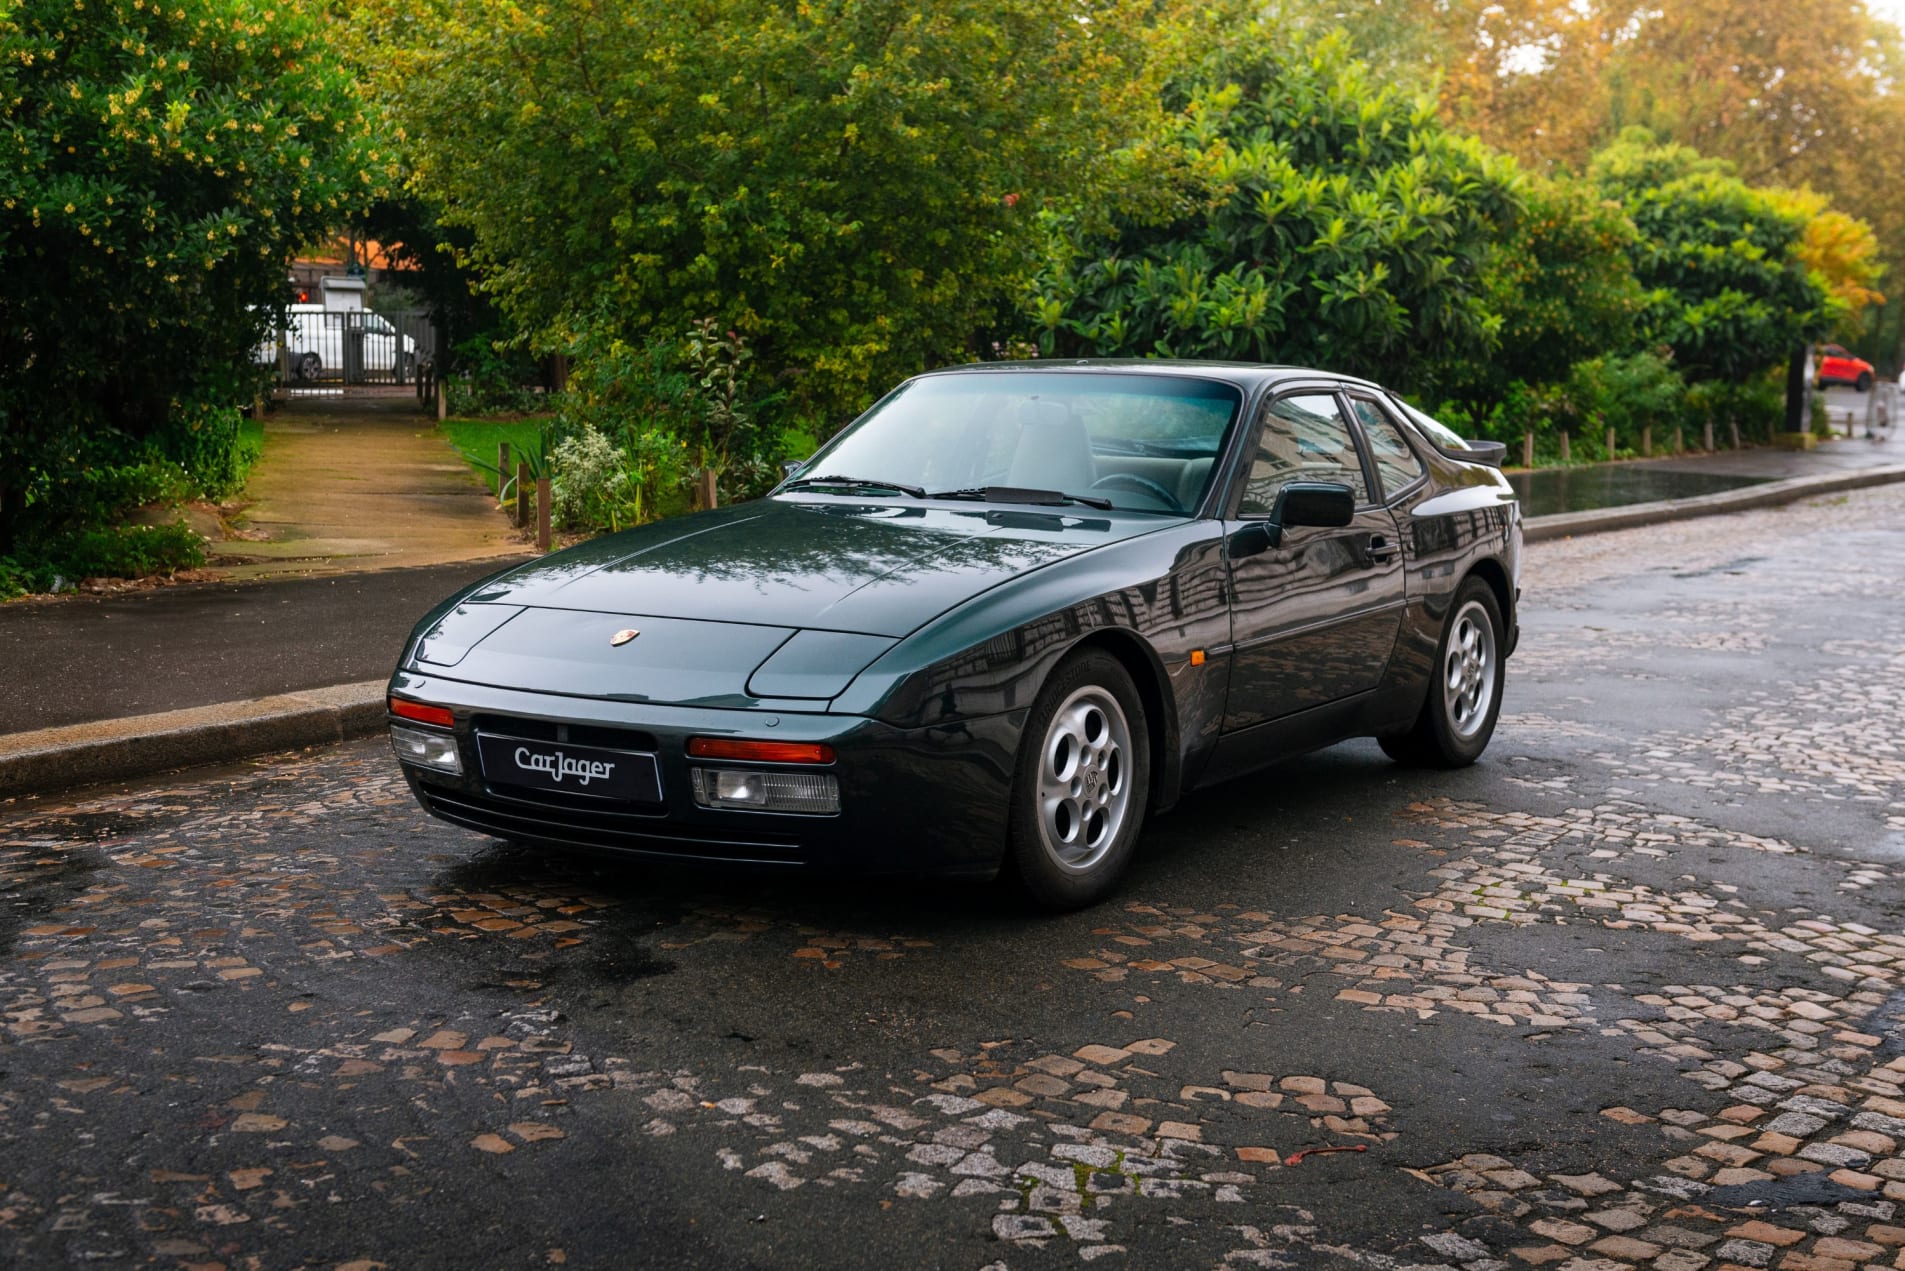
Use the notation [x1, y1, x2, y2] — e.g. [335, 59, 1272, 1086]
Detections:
[1816, 344, 1875, 391]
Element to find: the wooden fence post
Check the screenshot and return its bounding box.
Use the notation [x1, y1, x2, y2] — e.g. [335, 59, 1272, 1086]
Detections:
[1559, 430, 1570, 463]
[1521, 431, 1534, 468]
[696, 470, 719, 511]
[1605, 426, 1616, 459]
[536, 479, 552, 552]
[1703, 420, 1715, 452]
[1642, 424, 1652, 457]
[515, 462, 530, 528]
[498, 443, 511, 500]
[1674, 425, 1684, 453]
[1728, 418, 1741, 450]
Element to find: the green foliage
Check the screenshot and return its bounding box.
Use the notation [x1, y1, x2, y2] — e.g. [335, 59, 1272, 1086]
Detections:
[53, 521, 204, 580]
[0, 446, 207, 596]
[0, 0, 384, 562]
[1029, 27, 1520, 391]
[1562, 351, 1685, 456]
[548, 424, 685, 534]
[1591, 128, 1831, 382]
[1462, 175, 1646, 398]
[368, 0, 1159, 414]
[1685, 372, 1788, 446]
[441, 335, 546, 417]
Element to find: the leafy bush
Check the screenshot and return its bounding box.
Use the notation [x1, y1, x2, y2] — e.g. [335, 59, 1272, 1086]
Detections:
[443, 336, 550, 417]
[1562, 351, 1686, 458]
[53, 523, 205, 581]
[1685, 373, 1787, 447]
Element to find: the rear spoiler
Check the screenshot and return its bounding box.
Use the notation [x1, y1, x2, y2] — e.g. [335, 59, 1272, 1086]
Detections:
[1442, 439, 1506, 468]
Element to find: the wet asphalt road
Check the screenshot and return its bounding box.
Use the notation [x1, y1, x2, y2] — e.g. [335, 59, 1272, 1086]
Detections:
[3, 486, 1905, 1270]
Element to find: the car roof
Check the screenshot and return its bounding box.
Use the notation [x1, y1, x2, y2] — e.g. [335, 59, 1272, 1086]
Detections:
[912, 359, 1391, 395]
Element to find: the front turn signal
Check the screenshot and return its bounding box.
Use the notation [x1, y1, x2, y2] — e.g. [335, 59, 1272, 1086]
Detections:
[389, 696, 454, 727]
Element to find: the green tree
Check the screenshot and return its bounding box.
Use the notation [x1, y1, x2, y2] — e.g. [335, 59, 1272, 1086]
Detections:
[0, 0, 384, 555]
[1027, 26, 1520, 392]
[362, 0, 1162, 416]
[1590, 128, 1832, 383]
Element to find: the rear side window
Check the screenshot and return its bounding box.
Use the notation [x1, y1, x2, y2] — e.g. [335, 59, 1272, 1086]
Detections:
[1349, 398, 1426, 499]
[1238, 393, 1369, 515]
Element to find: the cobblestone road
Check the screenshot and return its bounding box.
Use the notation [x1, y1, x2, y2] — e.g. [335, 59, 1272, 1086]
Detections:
[4, 486, 1905, 1270]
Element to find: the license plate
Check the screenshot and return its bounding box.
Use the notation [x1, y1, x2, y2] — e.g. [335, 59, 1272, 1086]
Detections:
[476, 734, 663, 802]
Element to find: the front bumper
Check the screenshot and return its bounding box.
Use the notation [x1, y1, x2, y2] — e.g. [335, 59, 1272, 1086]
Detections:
[387, 670, 1022, 878]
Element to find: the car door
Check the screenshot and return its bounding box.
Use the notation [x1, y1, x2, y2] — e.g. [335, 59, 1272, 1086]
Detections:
[1220, 388, 1406, 731]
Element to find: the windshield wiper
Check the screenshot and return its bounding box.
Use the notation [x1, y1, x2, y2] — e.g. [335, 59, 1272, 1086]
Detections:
[929, 485, 1114, 511]
[781, 474, 925, 498]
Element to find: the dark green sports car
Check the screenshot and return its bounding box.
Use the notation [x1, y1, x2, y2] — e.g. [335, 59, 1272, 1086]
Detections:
[388, 362, 1521, 908]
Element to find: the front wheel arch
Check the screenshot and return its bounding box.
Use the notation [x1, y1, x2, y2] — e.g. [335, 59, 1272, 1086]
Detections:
[1062, 630, 1179, 816]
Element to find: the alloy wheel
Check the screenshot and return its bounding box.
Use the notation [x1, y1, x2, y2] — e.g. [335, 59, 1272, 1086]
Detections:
[1442, 598, 1497, 741]
[1034, 685, 1134, 874]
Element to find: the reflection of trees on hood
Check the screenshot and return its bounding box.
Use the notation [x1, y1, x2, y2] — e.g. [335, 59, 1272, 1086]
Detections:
[472, 501, 1122, 598]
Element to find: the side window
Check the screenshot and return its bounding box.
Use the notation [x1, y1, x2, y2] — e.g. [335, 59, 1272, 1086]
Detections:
[1349, 398, 1427, 499]
[1237, 393, 1369, 516]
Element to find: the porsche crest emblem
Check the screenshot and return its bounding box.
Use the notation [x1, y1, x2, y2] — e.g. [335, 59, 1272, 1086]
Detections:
[609, 628, 641, 647]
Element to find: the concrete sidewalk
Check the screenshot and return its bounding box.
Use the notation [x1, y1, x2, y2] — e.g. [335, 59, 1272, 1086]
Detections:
[217, 392, 525, 579]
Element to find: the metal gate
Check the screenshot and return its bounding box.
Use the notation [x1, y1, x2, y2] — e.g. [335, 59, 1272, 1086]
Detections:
[259, 309, 438, 393]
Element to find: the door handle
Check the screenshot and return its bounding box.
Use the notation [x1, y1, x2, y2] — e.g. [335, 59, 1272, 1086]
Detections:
[1365, 535, 1399, 564]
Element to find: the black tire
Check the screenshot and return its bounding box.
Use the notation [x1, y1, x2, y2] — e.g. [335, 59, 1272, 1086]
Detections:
[1857, 371, 1874, 392]
[1006, 649, 1151, 910]
[1379, 576, 1505, 769]
[295, 351, 321, 381]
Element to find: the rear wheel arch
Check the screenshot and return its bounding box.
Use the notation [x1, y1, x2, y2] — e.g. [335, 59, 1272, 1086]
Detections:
[1062, 630, 1181, 814]
[1464, 558, 1514, 643]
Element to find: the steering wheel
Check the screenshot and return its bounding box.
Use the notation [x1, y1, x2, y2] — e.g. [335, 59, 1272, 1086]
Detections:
[1091, 472, 1182, 512]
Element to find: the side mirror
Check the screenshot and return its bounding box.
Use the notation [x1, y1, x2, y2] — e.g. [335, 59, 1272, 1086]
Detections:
[1274, 481, 1355, 529]
[780, 459, 806, 479]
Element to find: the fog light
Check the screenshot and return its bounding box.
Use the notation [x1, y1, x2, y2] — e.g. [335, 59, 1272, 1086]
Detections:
[691, 767, 839, 815]
[391, 725, 463, 774]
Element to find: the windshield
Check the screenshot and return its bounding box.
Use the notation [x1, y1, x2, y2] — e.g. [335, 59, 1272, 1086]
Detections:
[791, 372, 1243, 514]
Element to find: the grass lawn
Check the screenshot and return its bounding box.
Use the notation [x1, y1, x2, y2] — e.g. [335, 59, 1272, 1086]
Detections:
[439, 417, 545, 492]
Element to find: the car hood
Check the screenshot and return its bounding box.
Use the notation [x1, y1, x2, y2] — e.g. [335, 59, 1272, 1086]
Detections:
[411, 497, 1171, 707]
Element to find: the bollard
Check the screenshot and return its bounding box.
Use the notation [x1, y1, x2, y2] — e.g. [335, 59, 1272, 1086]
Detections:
[1521, 430, 1534, 468]
[1642, 424, 1652, 457]
[536, 479, 552, 552]
[1605, 426, 1616, 459]
[1728, 418, 1741, 450]
[697, 469, 719, 511]
[498, 442, 511, 500]
[1703, 420, 1715, 452]
[515, 462, 530, 528]
[1559, 430, 1570, 463]
[1674, 425, 1684, 453]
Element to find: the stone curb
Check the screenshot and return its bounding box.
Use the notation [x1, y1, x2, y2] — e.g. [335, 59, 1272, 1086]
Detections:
[0, 679, 387, 801]
[1523, 462, 1905, 542]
